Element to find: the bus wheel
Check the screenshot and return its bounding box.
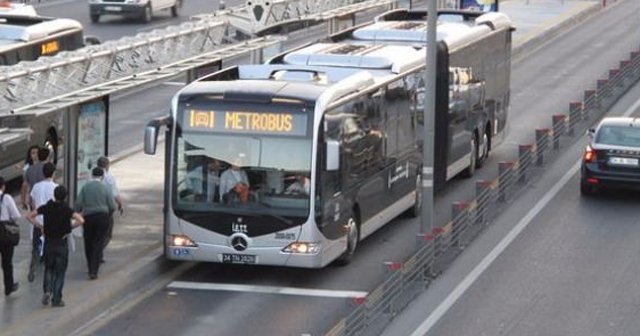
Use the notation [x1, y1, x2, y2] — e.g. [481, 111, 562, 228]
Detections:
[335, 215, 358, 266]
[90, 14, 100, 23]
[141, 5, 152, 23]
[462, 133, 477, 178]
[476, 131, 489, 168]
[405, 173, 422, 218]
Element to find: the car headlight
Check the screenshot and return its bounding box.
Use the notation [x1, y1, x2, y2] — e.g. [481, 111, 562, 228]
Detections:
[170, 235, 197, 247]
[282, 242, 320, 254]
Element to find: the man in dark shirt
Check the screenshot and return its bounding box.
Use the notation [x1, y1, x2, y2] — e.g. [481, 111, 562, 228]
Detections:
[24, 147, 50, 283]
[75, 167, 115, 280]
[28, 186, 84, 307]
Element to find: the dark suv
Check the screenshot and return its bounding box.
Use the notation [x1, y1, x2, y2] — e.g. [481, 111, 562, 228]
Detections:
[580, 117, 640, 195]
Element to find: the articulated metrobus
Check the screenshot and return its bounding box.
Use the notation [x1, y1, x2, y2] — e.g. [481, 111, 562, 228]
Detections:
[326, 9, 514, 186]
[0, 5, 96, 65]
[143, 9, 513, 268]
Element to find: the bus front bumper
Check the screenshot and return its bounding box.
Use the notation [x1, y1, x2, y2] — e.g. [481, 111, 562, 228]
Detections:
[166, 244, 329, 268]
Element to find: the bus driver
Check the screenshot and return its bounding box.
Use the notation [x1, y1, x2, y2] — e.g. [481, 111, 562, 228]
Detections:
[220, 158, 250, 203]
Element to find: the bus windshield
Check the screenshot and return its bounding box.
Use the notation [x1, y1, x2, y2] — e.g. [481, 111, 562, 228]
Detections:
[173, 107, 313, 218]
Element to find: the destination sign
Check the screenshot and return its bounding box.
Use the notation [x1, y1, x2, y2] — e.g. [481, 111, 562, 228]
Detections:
[183, 109, 308, 136]
[41, 40, 60, 56]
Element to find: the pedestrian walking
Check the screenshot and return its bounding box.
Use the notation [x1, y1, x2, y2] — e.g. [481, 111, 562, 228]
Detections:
[96, 156, 123, 255]
[20, 145, 39, 210]
[24, 147, 50, 282]
[74, 168, 115, 280]
[27, 186, 84, 307]
[28, 162, 58, 282]
[0, 176, 22, 296]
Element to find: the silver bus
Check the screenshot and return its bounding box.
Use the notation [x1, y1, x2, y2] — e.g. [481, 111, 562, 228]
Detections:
[144, 9, 513, 267]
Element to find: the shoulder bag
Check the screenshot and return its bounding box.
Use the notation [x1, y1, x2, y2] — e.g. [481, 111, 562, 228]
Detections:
[0, 194, 20, 246]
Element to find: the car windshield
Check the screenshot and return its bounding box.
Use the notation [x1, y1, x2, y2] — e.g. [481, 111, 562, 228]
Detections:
[596, 125, 640, 147]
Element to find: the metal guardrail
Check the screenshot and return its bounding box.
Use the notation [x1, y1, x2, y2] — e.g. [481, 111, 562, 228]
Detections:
[202, 0, 400, 35]
[325, 44, 640, 336]
[0, 19, 237, 114]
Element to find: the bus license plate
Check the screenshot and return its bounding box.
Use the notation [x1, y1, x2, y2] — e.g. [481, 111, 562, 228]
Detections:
[609, 157, 639, 166]
[105, 6, 122, 11]
[222, 254, 256, 264]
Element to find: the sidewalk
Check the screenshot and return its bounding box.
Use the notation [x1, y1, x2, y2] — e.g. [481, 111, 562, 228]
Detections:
[0, 1, 604, 335]
[1, 144, 168, 336]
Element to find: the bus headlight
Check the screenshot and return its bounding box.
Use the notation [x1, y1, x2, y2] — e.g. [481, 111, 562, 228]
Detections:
[282, 242, 320, 254]
[170, 235, 197, 247]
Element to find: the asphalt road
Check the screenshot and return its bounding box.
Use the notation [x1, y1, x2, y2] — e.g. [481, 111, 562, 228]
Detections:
[79, 1, 640, 335]
[35, 0, 241, 41]
[424, 82, 640, 336]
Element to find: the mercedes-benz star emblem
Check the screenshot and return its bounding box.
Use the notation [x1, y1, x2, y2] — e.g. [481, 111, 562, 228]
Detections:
[231, 236, 248, 251]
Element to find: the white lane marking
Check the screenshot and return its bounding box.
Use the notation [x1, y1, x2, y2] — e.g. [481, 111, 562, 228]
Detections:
[163, 82, 185, 86]
[410, 96, 640, 336]
[168, 281, 368, 298]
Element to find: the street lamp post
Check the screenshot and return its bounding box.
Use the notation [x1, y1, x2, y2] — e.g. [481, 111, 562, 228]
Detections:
[421, 0, 437, 234]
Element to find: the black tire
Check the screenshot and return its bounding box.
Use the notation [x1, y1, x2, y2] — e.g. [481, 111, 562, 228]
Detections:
[141, 5, 152, 23]
[335, 214, 359, 266]
[580, 179, 596, 196]
[476, 130, 490, 168]
[171, 0, 181, 17]
[462, 133, 478, 178]
[405, 173, 422, 218]
[90, 14, 100, 23]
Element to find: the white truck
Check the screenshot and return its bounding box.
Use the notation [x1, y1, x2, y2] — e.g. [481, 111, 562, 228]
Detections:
[89, 0, 183, 23]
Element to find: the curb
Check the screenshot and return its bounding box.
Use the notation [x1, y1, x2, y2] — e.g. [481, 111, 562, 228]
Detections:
[55, 245, 165, 335]
[69, 253, 196, 336]
[2, 244, 172, 336]
[512, 1, 602, 58]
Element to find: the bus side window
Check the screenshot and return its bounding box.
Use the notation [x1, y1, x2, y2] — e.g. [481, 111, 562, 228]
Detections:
[321, 114, 342, 194]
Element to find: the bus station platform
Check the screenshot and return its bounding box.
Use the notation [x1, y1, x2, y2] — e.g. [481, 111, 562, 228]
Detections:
[0, 1, 608, 334]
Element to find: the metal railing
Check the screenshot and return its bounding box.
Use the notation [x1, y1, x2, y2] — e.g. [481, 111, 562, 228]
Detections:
[1, 18, 239, 113]
[204, 0, 401, 35]
[325, 43, 640, 336]
[0, 0, 405, 117]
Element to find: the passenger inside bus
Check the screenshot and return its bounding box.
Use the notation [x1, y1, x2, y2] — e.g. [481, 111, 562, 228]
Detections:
[183, 156, 205, 200]
[284, 174, 310, 195]
[205, 159, 222, 202]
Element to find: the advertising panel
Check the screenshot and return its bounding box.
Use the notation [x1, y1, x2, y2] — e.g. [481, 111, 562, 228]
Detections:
[76, 98, 107, 196]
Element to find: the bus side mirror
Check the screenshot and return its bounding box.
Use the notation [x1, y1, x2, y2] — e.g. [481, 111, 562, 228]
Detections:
[144, 115, 172, 155]
[144, 125, 159, 155]
[326, 140, 340, 171]
[84, 36, 101, 46]
[587, 128, 595, 137]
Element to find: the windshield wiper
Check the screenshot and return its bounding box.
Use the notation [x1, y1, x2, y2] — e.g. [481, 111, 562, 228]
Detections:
[253, 199, 293, 225]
